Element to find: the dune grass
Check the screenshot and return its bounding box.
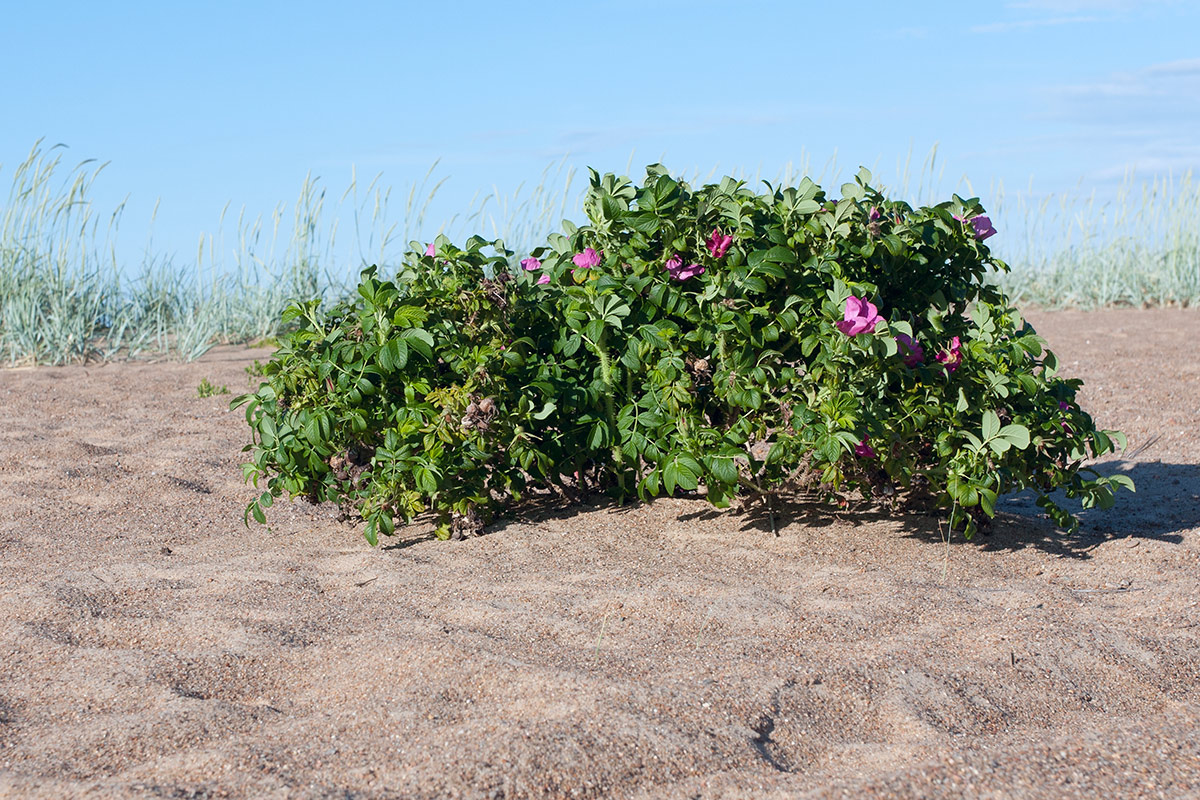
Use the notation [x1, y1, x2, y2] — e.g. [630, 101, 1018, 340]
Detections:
[0, 141, 559, 365]
[989, 171, 1200, 309]
[1, 140, 1196, 366]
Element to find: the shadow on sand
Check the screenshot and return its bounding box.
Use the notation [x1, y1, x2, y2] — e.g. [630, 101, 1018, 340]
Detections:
[531, 460, 1194, 560]
[744, 459, 1195, 560]
[386, 460, 1196, 561]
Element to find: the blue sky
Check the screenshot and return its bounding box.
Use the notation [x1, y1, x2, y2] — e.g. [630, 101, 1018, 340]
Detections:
[2, 0, 1198, 272]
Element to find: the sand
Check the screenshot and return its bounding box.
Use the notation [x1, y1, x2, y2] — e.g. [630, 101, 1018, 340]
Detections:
[1, 308, 1197, 798]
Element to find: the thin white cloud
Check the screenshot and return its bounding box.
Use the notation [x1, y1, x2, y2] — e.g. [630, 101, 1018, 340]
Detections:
[1143, 58, 1200, 77]
[971, 15, 1099, 33]
[979, 0, 1184, 33]
[1051, 58, 1200, 113]
[1089, 146, 1200, 182]
[1007, 0, 1178, 10]
[1023, 59, 1200, 181]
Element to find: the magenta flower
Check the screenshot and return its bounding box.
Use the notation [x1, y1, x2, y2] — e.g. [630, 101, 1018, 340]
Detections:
[521, 257, 541, 271]
[835, 296, 884, 336]
[970, 215, 997, 241]
[706, 228, 733, 259]
[935, 336, 963, 373]
[537, 273, 551, 285]
[665, 254, 705, 281]
[855, 437, 876, 459]
[895, 333, 924, 367]
[1058, 401, 1070, 412]
[954, 213, 997, 241]
[425, 243, 436, 257]
[868, 206, 882, 222]
[572, 247, 601, 269]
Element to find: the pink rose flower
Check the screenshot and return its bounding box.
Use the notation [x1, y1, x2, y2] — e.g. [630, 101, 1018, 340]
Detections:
[835, 296, 884, 336]
[970, 215, 997, 241]
[537, 273, 551, 285]
[521, 257, 541, 271]
[868, 206, 882, 222]
[706, 228, 733, 259]
[665, 254, 705, 281]
[935, 336, 963, 373]
[895, 333, 924, 367]
[855, 437, 876, 459]
[425, 243, 436, 257]
[955, 213, 997, 241]
[572, 247, 601, 269]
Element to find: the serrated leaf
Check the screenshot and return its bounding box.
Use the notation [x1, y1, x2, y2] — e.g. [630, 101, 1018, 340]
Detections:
[588, 422, 608, 450]
[707, 457, 739, 485]
[663, 461, 678, 495]
[979, 488, 997, 517]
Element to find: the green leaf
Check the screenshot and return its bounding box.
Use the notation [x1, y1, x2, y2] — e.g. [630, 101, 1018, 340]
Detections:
[764, 245, 798, 265]
[946, 473, 979, 507]
[1109, 474, 1135, 493]
[840, 182, 865, 201]
[982, 410, 1000, 441]
[416, 467, 438, 494]
[979, 488, 997, 517]
[588, 422, 609, 450]
[742, 276, 767, 294]
[402, 329, 435, 360]
[563, 333, 582, 356]
[997, 424, 1031, 451]
[707, 456, 739, 485]
[676, 454, 702, 481]
[663, 460, 678, 495]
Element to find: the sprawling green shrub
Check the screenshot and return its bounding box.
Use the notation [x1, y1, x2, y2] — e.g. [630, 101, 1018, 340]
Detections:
[235, 165, 1132, 543]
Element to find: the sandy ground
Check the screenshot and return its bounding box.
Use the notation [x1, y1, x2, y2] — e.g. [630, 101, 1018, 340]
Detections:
[0, 308, 1198, 799]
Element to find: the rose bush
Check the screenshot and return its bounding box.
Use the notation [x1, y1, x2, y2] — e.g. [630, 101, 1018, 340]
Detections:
[235, 165, 1133, 543]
